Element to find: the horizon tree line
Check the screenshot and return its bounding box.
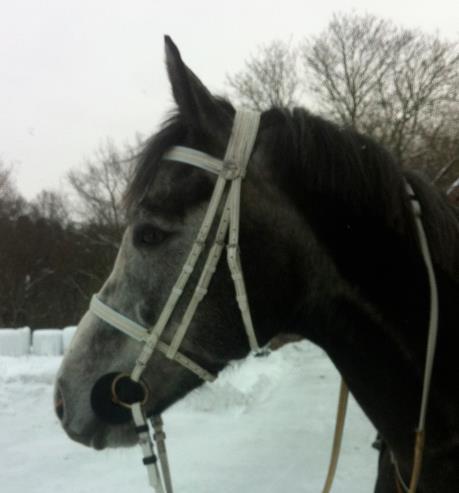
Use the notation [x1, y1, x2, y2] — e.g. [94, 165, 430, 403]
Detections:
[1, 12, 458, 328]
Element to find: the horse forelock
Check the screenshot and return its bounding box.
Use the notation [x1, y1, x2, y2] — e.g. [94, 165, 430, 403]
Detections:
[123, 114, 187, 214]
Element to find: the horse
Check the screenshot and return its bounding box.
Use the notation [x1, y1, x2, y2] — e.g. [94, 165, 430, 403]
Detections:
[55, 37, 459, 492]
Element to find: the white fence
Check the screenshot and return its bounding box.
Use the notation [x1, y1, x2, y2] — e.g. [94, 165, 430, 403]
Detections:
[0, 326, 77, 356]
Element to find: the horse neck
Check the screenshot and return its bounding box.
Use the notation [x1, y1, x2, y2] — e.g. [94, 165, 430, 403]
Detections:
[282, 174, 459, 451]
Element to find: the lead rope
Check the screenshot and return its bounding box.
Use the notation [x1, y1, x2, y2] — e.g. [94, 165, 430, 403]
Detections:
[131, 403, 166, 493]
[322, 181, 439, 493]
[152, 416, 174, 493]
[130, 405, 173, 493]
[390, 183, 439, 493]
[320, 380, 349, 493]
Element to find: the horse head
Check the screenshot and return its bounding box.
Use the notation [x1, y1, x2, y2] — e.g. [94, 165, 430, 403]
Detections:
[54, 37, 459, 493]
[54, 37, 329, 449]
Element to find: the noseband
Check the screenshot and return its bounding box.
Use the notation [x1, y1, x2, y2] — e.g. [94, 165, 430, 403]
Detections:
[86, 110, 439, 493]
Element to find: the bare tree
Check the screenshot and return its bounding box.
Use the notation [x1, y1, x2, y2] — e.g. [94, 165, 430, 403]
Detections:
[0, 160, 26, 219]
[68, 139, 135, 245]
[227, 40, 301, 111]
[0, 156, 129, 328]
[303, 13, 402, 127]
[302, 13, 459, 168]
[0, 160, 11, 192]
[31, 190, 70, 225]
[372, 34, 459, 162]
[407, 115, 459, 187]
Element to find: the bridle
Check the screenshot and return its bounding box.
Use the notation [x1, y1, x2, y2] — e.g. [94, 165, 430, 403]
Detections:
[89, 110, 265, 492]
[86, 110, 439, 493]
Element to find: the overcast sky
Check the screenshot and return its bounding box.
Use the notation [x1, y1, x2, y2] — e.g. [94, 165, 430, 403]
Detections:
[1, 0, 458, 199]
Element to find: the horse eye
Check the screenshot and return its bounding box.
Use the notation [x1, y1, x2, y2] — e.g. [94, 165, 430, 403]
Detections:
[134, 225, 168, 247]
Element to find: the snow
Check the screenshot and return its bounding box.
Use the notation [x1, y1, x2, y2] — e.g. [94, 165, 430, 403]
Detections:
[0, 327, 77, 357]
[32, 329, 63, 356]
[0, 341, 378, 492]
[0, 327, 31, 356]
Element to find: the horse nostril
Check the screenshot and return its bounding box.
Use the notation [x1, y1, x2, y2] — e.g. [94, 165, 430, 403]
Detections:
[55, 387, 65, 421]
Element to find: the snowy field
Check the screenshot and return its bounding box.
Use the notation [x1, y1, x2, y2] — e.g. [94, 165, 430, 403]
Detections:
[0, 341, 377, 493]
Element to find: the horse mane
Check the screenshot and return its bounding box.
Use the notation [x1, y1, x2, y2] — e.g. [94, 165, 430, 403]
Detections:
[260, 107, 459, 276]
[125, 104, 459, 277]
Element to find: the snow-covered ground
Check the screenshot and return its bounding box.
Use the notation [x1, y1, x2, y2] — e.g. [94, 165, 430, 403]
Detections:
[0, 341, 378, 492]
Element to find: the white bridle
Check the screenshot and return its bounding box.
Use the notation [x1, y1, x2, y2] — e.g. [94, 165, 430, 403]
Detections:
[85, 109, 439, 493]
[89, 110, 265, 492]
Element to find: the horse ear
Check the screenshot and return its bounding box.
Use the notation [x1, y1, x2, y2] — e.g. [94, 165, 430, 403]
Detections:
[164, 35, 230, 135]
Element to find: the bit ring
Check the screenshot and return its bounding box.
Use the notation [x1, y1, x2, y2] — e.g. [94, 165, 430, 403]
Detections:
[111, 373, 149, 409]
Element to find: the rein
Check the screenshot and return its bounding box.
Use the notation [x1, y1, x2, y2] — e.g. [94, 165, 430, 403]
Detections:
[390, 182, 440, 493]
[87, 110, 439, 493]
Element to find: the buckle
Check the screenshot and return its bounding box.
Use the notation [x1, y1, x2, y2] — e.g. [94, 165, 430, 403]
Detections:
[222, 159, 241, 179]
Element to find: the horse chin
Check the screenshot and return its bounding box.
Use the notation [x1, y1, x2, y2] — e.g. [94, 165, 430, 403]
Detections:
[65, 422, 138, 451]
[93, 425, 139, 450]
